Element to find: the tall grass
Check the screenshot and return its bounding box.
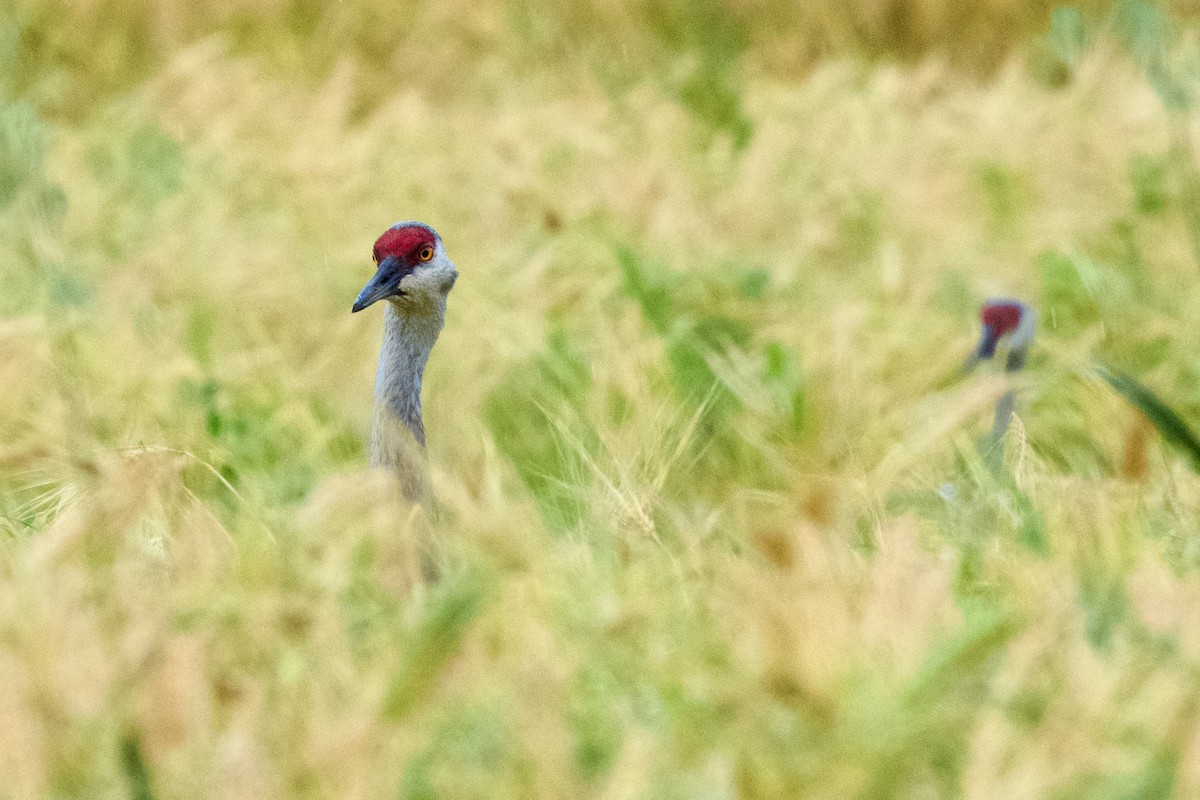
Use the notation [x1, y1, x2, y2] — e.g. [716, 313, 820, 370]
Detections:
[4, 1, 1200, 797]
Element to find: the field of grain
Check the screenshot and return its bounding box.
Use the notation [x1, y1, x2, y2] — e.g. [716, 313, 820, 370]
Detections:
[4, 1, 1200, 798]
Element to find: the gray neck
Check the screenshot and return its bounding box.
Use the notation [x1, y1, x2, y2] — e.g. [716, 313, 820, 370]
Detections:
[371, 298, 445, 496]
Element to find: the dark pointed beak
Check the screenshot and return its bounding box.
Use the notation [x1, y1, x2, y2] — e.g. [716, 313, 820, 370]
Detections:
[961, 325, 999, 375]
[352, 257, 407, 313]
[975, 324, 1000, 360]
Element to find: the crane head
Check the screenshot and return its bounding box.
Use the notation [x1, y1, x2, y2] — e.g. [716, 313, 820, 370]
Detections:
[966, 298, 1036, 373]
[352, 221, 458, 313]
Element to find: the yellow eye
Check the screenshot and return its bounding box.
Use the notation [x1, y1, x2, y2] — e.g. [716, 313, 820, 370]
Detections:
[373, 252, 379, 265]
[419, 246, 434, 262]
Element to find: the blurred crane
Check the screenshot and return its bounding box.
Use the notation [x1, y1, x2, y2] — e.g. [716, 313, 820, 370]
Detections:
[961, 298, 1200, 478]
[964, 298, 1036, 457]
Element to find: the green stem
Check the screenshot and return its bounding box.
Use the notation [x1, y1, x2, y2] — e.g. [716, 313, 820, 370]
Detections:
[1169, 116, 1200, 273]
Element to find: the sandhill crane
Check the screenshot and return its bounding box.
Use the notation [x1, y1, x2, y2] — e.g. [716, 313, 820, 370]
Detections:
[965, 298, 1036, 454]
[352, 221, 458, 502]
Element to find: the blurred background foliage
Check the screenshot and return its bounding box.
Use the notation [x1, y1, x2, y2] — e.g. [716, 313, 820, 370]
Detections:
[6, 0, 1200, 118]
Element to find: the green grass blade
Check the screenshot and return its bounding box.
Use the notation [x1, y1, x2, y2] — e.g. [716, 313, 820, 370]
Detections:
[120, 733, 158, 800]
[381, 575, 488, 721]
[1097, 363, 1200, 472]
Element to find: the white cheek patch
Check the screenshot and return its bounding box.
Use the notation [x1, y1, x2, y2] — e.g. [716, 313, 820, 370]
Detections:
[1008, 308, 1036, 349]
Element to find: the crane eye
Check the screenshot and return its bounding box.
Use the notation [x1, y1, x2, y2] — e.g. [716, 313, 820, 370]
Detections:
[418, 246, 434, 262]
[373, 252, 380, 265]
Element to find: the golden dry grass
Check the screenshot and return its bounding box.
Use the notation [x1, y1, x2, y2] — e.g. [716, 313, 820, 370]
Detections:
[4, 1, 1200, 798]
